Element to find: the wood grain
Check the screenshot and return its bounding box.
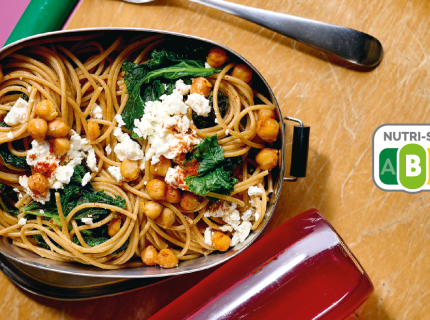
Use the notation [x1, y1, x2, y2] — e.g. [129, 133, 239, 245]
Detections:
[1, 0, 429, 319]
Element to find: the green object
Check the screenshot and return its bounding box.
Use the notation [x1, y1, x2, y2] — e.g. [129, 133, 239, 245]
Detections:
[5, 0, 79, 47]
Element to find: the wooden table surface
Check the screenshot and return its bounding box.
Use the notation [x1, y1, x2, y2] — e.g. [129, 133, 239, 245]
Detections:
[1, 0, 429, 319]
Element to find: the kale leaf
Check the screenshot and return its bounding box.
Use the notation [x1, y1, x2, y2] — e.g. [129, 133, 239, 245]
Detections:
[33, 235, 51, 250]
[21, 201, 62, 226]
[0, 143, 30, 170]
[0, 122, 9, 127]
[184, 136, 241, 195]
[72, 228, 129, 254]
[186, 135, 242, 176]
[185, 167, 237, 196]
[192, 90, 229, 129]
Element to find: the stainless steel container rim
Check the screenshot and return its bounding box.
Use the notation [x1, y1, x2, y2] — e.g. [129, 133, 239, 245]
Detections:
[0, 27, 285, 278]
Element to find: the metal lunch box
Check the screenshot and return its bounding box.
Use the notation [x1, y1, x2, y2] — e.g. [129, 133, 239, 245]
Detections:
[0, 28, 309, 280]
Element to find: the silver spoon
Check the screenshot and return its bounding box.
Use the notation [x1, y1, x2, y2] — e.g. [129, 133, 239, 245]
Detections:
[123, 0, 383, 67]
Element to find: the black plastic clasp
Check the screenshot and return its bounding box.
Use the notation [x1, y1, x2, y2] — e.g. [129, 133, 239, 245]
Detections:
[283, 116, 310, 181]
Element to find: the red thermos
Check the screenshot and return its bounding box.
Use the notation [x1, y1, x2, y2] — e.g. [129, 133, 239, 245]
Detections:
[149, 209, 373, 320]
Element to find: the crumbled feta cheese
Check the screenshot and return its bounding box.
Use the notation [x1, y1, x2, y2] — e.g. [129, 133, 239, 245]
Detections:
[105, 144, 112, 155]
[204, 228, 214, 245]
[113, 133, 144, 161]
[185, 93, 211, 117]
[86, 148, 98, 171]
[114, 114, 126, 127]
[248, 186, 264, 197]
[205, 62, 212, 68]
[39, 210, 44, 214]
[219, 225, 233, 232]
[204, 201, 241, 230]
[82, 172, 91, 186]
[18, 218, 27, 225]
[133, 90, 201, 164]
[241, 209, 254, 221]
[225, 129, 229, 135]
[214, 118, 219, 124]
[255, 212, 260, 221]
[175, 79, 191, 95]
[90, 104, 103, 119]
[108, 166, 124, 182]
[113, 127, 122, 137]
[4, 98, 28, 126]
[81, 217, 93, 225]
[165, 166, 188, 190]
[7, 131, 13, 139]
[231, 221, 252, 247]
[13, 188, 19, 193]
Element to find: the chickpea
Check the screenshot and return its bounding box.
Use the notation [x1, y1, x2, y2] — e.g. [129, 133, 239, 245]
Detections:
[190, 77, 212, 97]
[50, 138, 71, 156]
[147, 179, 167, 200]
[180, 192, 201, 211]
[144, 201, 163, 219]
[256, 148, 279, 171]
[35, 100, 58, 121]
[27, 173, 50, 196]
[150, 156, 171, 177]
[27, 118, 48, 141]
[165, 186, 181, 204]
[108, 217, 121, 237]
[47, 117, 69, 138]
[87, 122, 101, 141]
[155, 248, 179, 268]
[231, 64, 253, 83]
[155, 207, 175, 229]
[211, 231, 231, 251]
[141, 245, 158, 265]
[120, 159, 140, 181]
[256, 118, 279, 142]
[207, 47, 228, 68]
[257, 109, 276, 121]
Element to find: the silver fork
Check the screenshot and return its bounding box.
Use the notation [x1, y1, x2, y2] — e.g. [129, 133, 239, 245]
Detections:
[123, 0, 383, 67]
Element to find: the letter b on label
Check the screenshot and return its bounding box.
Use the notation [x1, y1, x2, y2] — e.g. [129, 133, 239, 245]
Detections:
[399, 144, 427, 190]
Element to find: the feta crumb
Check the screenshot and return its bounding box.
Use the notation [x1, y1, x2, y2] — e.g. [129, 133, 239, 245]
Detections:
[204, 228, 214, 245]
[185, 93, 211, 117]
[255, 212, 260, 221]
[108, 166, 124, 182]
[90, 104, 103, 119]
[214, 118, 219, 124]
[105, 144, 112, 155]
[225, 129, 229, 135]
[39, 210, 44, 214]
[113, 134, 144, 161]
[82, 172, 91, 186]
[4, 98, 28, 126]
[205, 62, 212, 68]
[86, 148, 98, 171]
[248, 186, 264, 197]
[175, 79, 191, 95]
[13, 188, 19, 193]
[114, 114, 126, 127]
[81, 217, 93, 225]
[7, 131, 13, 139]
[18, 218, 27, 225]
[165, 166, 188, 190]
[219, 225, 233, 232]
[241, 209, 254, 221]
[231, 221, 252, 247]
